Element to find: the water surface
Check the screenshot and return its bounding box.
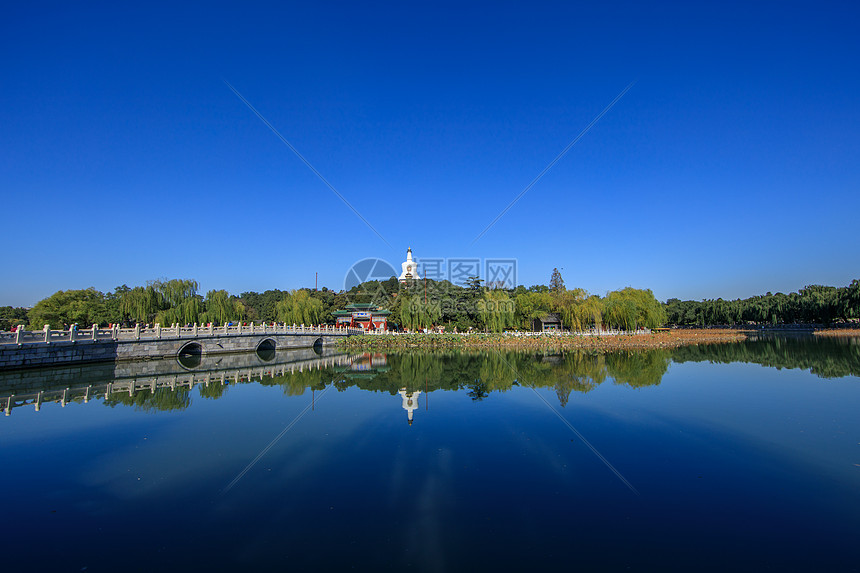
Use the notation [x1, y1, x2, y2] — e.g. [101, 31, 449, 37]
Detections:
[1, 336, 858, 571]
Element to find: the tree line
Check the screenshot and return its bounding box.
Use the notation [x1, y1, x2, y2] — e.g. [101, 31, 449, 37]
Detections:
[8, 279, 331, 330]
[4, 272, 858, 332]
[665, 280, 860, 326]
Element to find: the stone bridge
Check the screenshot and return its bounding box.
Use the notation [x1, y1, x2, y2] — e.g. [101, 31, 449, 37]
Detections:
[0, 323, 363, 370]
[0, 346, 357, 416]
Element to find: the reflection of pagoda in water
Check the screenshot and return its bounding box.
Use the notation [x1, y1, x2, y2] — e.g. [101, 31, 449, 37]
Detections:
[333, 354, 427, 426]
[398, 389, 421, 426]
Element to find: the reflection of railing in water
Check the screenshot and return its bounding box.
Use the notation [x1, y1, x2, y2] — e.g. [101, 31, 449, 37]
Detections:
[1, 349, 354, 416]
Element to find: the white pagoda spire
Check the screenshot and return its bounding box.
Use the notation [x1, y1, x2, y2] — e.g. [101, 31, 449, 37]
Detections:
[398, 247, 421, 282]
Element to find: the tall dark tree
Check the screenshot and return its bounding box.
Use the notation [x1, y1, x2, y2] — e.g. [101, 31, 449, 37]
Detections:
[549, 268, 565, 294]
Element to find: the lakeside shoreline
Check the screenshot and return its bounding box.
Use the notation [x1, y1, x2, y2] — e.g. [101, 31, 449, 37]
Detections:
[814, 328, 860, 337]
[337, 329, 750, 351]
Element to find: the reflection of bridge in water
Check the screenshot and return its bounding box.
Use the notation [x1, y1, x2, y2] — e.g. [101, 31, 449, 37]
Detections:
[1, 347, 355, 416]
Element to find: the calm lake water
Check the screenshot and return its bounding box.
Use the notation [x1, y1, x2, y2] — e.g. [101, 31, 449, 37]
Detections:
[1, 335, 858, 572]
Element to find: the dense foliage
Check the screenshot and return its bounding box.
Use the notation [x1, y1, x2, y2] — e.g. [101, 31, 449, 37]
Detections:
[9, 273, 860, 332]
[665, 280, 860, 326]
[28, 288, 112, 329]
[342, 271, 665, 333]
[24, 280, 247, 329]
[1, 305, 35, 331]
[275, 290, 324, 325]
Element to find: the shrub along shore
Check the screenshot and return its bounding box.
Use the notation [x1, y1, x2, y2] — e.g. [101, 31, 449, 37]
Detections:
[337, 329, 749, 351]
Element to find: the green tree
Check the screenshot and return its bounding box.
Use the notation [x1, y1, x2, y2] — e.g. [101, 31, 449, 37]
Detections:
[0, 306, 31, 331]
[549, 268, 565, 294]
[120, 285, 162, 324]
[603, 287, 666, 331]
[478, 289, 516, 332]
[397, 292, 442, 330]
[28, 288, 109, 329]
[240, 289, 285, 322]
[840, 279, 860, 319]
[552, 288, 605, 332]
[276, 290, 324, 325]
[202, 290, 246, 325]
[151, 279, 199, 308]
[156, 296, 203, 326]
[514, 291, 554, 329]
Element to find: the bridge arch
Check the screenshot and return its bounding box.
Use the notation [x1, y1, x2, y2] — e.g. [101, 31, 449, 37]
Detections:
[177, 342, 203, 370]
[256, 338, 276, 362]
[313, 337, 324, 355]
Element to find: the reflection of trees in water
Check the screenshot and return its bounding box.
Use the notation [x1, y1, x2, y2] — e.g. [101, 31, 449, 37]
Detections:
[550, 352, 609, 407]
[264, 368, 331, 396]
[467, 381, 489, 401]
[105, 387, 192, 412]
[198, 382, 228, 400]
[356, 350, 667, 403]
[101, 349, 678, 412]
[671, 335, 860, 379]
[605, 350, 671, 389]
[104, 336, 859, 413]
[398, 353, 444, 389]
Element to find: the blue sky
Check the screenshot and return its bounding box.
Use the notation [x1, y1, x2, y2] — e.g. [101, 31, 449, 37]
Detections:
[2, 1, 858, 307]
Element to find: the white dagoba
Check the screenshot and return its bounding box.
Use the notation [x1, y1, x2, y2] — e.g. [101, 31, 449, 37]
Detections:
[398, 247, 421, 282]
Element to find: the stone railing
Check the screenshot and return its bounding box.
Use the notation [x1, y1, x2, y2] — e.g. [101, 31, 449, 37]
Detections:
[0, 323, 364, 346]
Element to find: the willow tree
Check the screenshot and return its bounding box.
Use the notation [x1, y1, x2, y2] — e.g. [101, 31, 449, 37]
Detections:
[151, 279, 199, 308]
[120, 286, 162, 323]
[276, 290, 324, 325]
[156, 296, 203, 326]
[397, 293, 441, 330]
[514, 291, 554, 329]
[122, 279, 201, 325]
[555, 288, 589, 332]
[579, 295, 604, 330]
[201, 290, 245, 325]
[603, 287, 666, 330]
[841, 279, 860, 319]
[478, 290, 516, 333]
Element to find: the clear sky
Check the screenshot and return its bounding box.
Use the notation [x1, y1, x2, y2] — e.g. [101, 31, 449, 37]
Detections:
[3, 1, 858, 307]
